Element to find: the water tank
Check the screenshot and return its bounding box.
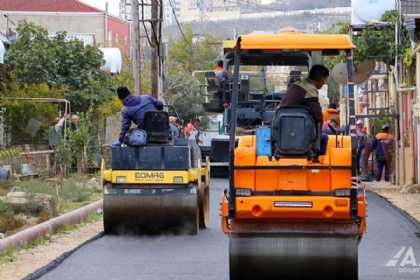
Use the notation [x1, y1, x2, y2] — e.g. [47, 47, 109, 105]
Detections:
[351, 0, 395, 25]
[99, 48, 122, 74]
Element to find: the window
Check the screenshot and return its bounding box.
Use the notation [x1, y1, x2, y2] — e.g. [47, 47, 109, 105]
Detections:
[108, 31, 112, 47]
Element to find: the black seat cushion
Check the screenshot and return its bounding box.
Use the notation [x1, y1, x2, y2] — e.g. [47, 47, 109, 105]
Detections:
[272, 106, 317, 156]
[144, 111, 170, 143]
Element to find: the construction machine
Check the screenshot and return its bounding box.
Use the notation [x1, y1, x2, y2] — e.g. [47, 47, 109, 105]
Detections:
[220, 33, 367, 280]
[102, 110, 210, 235]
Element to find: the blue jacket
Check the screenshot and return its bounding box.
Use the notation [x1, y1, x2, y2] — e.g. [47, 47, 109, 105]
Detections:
[119, 95, 163, 143]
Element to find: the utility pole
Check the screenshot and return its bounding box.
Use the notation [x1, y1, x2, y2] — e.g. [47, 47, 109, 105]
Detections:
[131, 0, 141, 95]
[150, 0, 161, 98]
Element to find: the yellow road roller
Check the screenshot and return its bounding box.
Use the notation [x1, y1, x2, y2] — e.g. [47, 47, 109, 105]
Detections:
[220, 33, 367, 279]
[102, 111, 210, 235]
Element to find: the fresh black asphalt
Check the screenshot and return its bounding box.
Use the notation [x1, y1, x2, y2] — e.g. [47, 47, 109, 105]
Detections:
[32, 179, 420, 280]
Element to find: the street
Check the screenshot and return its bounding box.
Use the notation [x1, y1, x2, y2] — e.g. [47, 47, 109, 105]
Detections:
[31, 179, 420, 280]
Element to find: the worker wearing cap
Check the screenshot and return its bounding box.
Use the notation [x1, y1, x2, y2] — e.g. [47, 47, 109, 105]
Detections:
[373, 124, 394, 182]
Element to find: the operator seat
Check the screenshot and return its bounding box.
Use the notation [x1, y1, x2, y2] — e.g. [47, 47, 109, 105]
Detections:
[272, 106, 318, 157]
[144, 111, 170, 143]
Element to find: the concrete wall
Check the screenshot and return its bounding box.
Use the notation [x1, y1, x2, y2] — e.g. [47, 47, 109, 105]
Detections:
[0, 12, 106, 46]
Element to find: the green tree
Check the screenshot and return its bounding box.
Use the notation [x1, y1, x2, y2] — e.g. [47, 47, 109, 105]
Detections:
[0, 83, 66, 145]
[5, 22, 115, 112]
[165, 25, 220, 122]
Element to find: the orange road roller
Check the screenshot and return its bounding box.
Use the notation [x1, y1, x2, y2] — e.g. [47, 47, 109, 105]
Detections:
[220, 33, 367, 280]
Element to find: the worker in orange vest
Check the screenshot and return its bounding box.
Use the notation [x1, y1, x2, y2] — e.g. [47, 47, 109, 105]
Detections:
[373, 124, 394, 182]
[323, 103, 340, 126]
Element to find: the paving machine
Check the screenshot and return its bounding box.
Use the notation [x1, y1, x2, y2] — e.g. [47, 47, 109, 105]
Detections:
[102, 110, 210, 235]
[220, 33, 367, 280]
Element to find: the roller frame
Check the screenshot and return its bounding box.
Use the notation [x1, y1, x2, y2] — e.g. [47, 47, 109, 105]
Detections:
[103, 184, 199, 235]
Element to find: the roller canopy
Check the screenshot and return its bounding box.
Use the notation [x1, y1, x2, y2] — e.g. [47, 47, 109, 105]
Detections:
[238, 33, 354, 51]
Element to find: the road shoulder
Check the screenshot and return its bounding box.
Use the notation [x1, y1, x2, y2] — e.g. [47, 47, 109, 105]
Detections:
[0, 220, 103, 280]
[366, 181, 420, 223]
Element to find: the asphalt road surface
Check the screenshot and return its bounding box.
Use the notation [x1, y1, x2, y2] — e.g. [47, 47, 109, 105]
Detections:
[33, 179, 420, 280]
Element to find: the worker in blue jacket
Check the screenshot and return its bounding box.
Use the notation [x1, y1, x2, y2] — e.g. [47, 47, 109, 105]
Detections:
[373, 124, 394, 182]
[117, 86, 164, 144]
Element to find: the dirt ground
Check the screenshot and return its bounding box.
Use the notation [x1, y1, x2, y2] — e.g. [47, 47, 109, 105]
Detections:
[0, 220, 103, 280]
[366, 181, 420, 223]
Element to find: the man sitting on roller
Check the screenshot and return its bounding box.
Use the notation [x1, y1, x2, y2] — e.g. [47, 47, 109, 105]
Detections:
[280, 65, 330, 158]
[117, 86, 164, 144]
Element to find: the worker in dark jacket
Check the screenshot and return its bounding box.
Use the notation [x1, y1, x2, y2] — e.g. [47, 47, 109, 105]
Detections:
[373, 124, 394, 182]
[117, 86, 163, 144]
[281, 65, 329, 158]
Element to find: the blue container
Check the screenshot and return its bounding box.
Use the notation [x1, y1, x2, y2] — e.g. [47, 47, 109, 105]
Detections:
[256, 127, 272, 157]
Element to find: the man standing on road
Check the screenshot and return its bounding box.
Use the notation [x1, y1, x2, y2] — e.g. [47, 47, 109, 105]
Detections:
[169, 116, 180, 139]
[184, 119, 201, 144]
[117, 86, 163, 144]
[373, 124, 394, 182]
[355, 120, 366, 175]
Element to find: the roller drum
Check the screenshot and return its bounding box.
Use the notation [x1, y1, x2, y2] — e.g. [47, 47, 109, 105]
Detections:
[229, 234, 358, 280]
[103, 184, 198, 235]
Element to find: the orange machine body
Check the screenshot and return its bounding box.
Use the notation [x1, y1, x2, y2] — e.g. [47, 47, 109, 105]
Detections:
[221, 135, 366, 236]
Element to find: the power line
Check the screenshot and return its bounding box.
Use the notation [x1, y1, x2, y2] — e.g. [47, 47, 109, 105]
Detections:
[140, 0, 153, 47]
[167, 0, 189, 44]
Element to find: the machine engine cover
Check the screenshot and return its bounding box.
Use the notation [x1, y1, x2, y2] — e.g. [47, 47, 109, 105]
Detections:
[272, 107, 316, 156]
[111, 145, 191, 170]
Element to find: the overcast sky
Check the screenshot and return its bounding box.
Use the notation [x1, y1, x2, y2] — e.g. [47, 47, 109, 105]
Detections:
[80, 0, 120, 16]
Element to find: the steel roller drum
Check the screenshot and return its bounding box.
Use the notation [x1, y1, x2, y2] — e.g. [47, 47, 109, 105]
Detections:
[103, 184, 198, 235]
[229, 234, 358, 280]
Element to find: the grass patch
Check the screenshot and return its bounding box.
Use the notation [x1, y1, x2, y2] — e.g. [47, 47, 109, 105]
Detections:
[0, 181, 14, 196]
[0, 246, 18, 264]
[0, 211, 103, 264]
[16, 174, 101, 215]
[81, 212, 102, 225]
[26, 235, 50, 250]
[0, 174, 102, 234]
[55, 224, 77, 234]
[0, 200, 25, 233]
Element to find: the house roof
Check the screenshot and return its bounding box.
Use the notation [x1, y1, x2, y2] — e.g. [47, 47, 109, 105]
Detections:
[0, 0, 102, 13]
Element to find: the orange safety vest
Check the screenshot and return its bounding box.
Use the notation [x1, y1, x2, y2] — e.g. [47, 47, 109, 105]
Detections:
[323, 108, 340, 126]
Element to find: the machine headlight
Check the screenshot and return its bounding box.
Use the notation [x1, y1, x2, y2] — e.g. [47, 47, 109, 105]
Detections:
[116, 176, 127, 184]
[236, 188, 252, 197]
[335, 188, 351, 197]
[274, 201, 313, 208]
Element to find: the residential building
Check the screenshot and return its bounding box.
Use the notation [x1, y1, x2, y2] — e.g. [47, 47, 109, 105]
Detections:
[0, 0, 130, 56]
[401, 0, 420, 15]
